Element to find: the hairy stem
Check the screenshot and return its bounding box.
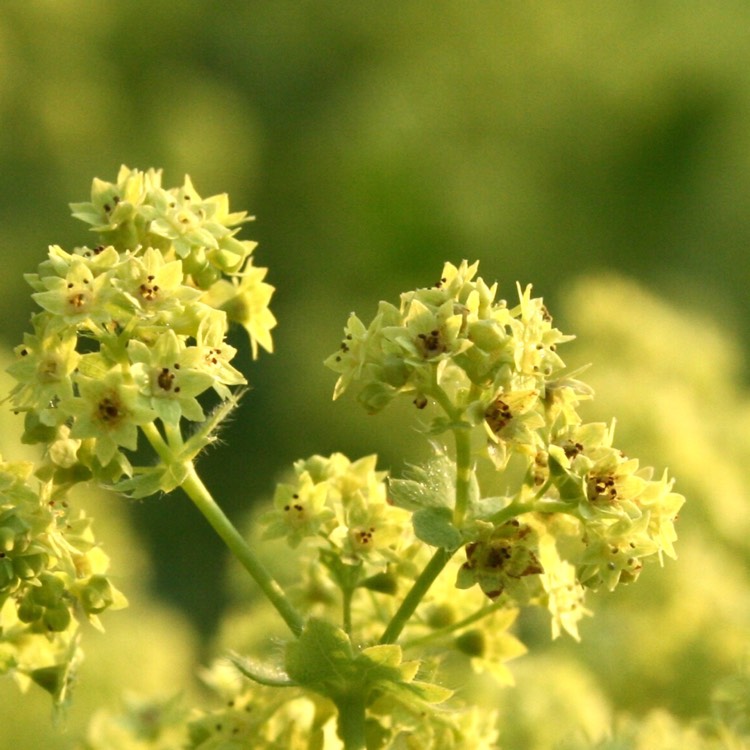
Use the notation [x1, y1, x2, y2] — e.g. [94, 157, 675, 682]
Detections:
[379, 383, 475, 645]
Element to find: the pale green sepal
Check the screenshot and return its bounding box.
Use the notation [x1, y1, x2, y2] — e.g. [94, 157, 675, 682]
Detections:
[548, 452, 587, 504]
[109, 460, 189, 498]
[227, 651, 296, 688]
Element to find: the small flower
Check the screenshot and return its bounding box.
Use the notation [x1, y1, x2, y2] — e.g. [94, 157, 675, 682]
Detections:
[201, 259, 277, 359]
[129, 331, 214, 424]
[31, 255, 116, 329]
[69, 165, 162, 249]
[576, 513, 659, 591]
[115, 247, 202, 319]
[261, 472, 336, 548]
[456, 520, 544, 601]
[508, 282, 571, 381]
[6, 326, 80, 425]
[638, 468, 684, 562]
[193, 310, 246, 399]
[328, 491, 411, 564]
[478, 387, 545, 469]
[146, 174, 255, 283]
[324, 311, 372, 400]
[538, 536, 591, 640]
[64, 368, 156, 466]
[28, 244, 121, 293]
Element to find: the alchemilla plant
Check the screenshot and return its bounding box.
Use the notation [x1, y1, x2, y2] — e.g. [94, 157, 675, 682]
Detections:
[1, 166, 690, 748]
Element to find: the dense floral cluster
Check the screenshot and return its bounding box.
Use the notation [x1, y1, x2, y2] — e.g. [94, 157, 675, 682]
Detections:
[0, 455, 125, 707]
[82, 659, 502, 750]
[326, 260, 685, 640]
[1, 166, 274, 708]
[261, 453, 410, 562]
[7, 166, 275, 489]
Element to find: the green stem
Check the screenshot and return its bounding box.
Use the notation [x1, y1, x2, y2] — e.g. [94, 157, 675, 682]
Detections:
[377, 381, 475, 645]
[335, 693, 367, 750]
[379, 546, 454, 645]
[342, 587, 353, 636]
[426, 381, 473, 525]
[452, 425, 473, 527]
[180, 462, 305, 637]
[402, 599, 506, 651]
[489, 499, 528, 526]
[141, 421, 173, 464]
[163, 420, 185, 452]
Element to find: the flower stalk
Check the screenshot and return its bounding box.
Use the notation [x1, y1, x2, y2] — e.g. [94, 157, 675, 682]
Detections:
[180, 462, 305, 637]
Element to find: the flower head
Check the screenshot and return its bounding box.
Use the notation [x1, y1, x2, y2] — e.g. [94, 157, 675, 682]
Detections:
[325, 260, 574, 427]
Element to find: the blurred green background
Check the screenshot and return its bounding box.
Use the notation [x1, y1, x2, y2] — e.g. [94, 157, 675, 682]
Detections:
[2, 1, 750, 745]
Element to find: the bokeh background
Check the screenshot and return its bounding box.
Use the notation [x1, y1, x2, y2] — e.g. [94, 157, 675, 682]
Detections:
[2, 2, 750, 747]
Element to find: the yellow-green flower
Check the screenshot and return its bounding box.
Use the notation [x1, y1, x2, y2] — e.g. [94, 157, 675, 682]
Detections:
[129, 330, 215, 424]
[64, 369, 156, 466]
[201, 259, 277, 359]
[193, 310, 246, 399]
[261, 471, 336, 548]
[6, 327, 80, 426]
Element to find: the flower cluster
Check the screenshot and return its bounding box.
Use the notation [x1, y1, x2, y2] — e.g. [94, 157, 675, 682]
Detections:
[6, 167, 276, 488]
[261, 453, 411, 564]
[0, 455, 125, 707]
[545, 421, 684, 592]
[326, 260, 685, 641]
[70, 166, 254, 289]
[325, 260, 558, 390]
[259, 452, 527, 702]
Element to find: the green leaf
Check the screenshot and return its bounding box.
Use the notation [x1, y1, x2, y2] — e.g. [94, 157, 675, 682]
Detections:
[388, 448, 455, 512]
[358, 644, 402, 668]
[398, 679, 453, 704]
[467, 494, 507, 521]
[285, 618, 355, 697]
[412, 507, 462, 549]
